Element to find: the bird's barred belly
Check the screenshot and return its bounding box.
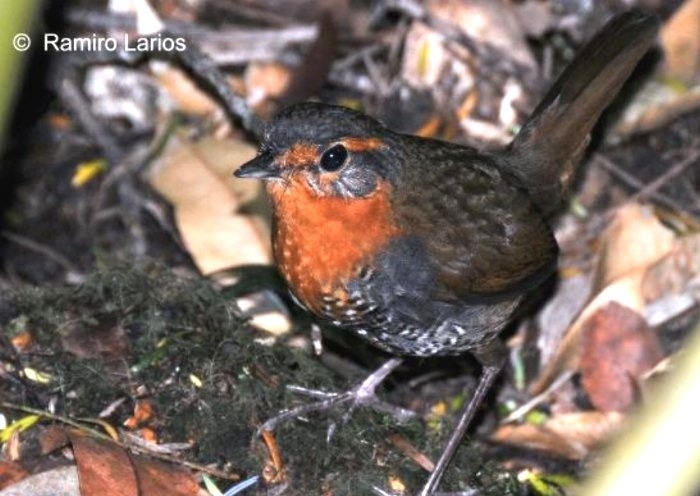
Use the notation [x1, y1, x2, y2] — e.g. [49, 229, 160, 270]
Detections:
[303, 286, 522, 357]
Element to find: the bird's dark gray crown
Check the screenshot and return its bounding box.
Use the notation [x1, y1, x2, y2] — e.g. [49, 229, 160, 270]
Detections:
[263, 102, 390, 151]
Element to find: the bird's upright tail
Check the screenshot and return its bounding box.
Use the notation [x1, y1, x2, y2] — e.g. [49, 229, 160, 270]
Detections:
[507, 10, 659, 216]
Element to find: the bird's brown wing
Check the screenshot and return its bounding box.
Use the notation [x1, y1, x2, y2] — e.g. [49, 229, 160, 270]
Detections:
[394, 139, 558, 300]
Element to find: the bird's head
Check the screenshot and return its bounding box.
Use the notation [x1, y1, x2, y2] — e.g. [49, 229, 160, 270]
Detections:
[235, 102, 400, 200]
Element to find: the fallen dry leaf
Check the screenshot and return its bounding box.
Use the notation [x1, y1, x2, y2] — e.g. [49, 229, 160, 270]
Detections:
[661, 0, 700, 84]
[580, 302, 663, 412]
[137, 428, 158, 443]
[155, 66, 225, 117]
[403, 0, 534, 87]
[387, 474, 408, 494]
[149, 135, 271, 274]
[401, 0, 533, 137]
[536, 272, 592, 370]
[39, 425, 70, 455]
[123, 400, 155, 430]
[0, 460, 29, 490]
[612, 84, 700, 139]
[69, 431, 199, 496]
[71, 432, 138, 496]
[492, 411, 625, 460]
[532, 204, 674, 395]
[245, 61, 293, 110]
[594, 203, 675, 290]
[60, 316, 130, 363]
[642, 233, 700, 301]
[387, 432, 434, 472]
[612, 2, 700, 140]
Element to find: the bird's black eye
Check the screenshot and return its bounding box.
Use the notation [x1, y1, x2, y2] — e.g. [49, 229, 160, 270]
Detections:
[319, 144, 348, 172]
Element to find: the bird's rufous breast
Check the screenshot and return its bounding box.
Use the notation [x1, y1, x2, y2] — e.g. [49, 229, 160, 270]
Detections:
[267, 175, 400, 314]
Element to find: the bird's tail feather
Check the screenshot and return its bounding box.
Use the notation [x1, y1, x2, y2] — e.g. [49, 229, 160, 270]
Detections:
[507, 10, 659, 215]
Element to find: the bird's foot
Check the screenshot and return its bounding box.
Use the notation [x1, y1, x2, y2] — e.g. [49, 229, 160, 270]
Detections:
[259, 358, 415, 441]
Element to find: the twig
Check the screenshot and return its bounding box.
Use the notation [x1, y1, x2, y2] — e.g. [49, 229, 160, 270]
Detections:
[206, 0, 292, 26]
[66, 7, 314, 44]
[67, 8, 316, 66]
[56, 33, 264, 139]
[594, 154, 690, 214]
[332, 44, 386, 73]
[632, 146, 700, 202]
[500, 370, 574, 424]
[58, 77, 124, 163]
[378, 0, 537, 88]
[0, 401, 241, 481]
[161, 33, 265, 138]
[1, 231, 80, 275]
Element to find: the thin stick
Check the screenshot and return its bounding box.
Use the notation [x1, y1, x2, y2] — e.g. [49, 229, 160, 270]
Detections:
[0, 402, 241, 481]
[1, 231, 79, 274]
[594, 154, 689, 214]
[632, 147, 700, 202]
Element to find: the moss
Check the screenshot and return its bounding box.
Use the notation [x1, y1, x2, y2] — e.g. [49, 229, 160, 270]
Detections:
[1, 262, 523, 494]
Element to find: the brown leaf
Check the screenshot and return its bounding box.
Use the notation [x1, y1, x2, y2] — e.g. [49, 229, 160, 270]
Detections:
[612, 84, 700, 139]
[642, 233, 700, 301]
[123, 400, 155, 430]
[0, 460, 29, 490]
[613, 0, 700, 138]
[155, 67, 222, 117]
[130, 452, 200, 495]
[245, 62, 293, 110]
[137, 428, 158, 444]
[594, 204, 675, 291]
[149, 136, 272, 274]
[532, 204, 673, 395]
[71, 432, 138, 496]
[39, 425, 70, 455]
[60, 316, 130, 363]
[580, 302, 664, 412]
[69, 432, 199, 496]
[661, 0, 700, 84]
[403, 0, 535, 87]
[387, 432, 434, 472]
[492, 411, 625, 460]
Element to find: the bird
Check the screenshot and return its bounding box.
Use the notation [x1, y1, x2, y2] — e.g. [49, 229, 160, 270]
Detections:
[235, 10, 659, 495]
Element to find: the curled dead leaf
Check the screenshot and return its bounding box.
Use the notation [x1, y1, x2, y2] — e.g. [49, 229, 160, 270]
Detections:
[492, 411, 625, 460]
[580, 302, 663, 412]
[532, 204, 674, 395]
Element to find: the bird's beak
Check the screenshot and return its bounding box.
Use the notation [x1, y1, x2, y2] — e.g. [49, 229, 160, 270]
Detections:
[234, 152, 281, 180]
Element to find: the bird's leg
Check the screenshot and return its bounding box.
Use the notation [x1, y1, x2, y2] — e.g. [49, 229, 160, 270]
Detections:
[259, 357, 413, 437]
[418, 339, 506, 496]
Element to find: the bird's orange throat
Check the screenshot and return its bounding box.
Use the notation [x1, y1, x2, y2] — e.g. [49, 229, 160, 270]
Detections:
[267, 176, 399, 313]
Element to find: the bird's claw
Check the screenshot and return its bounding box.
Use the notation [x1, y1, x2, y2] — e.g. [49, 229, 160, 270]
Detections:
[258, 358, 414, 442]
